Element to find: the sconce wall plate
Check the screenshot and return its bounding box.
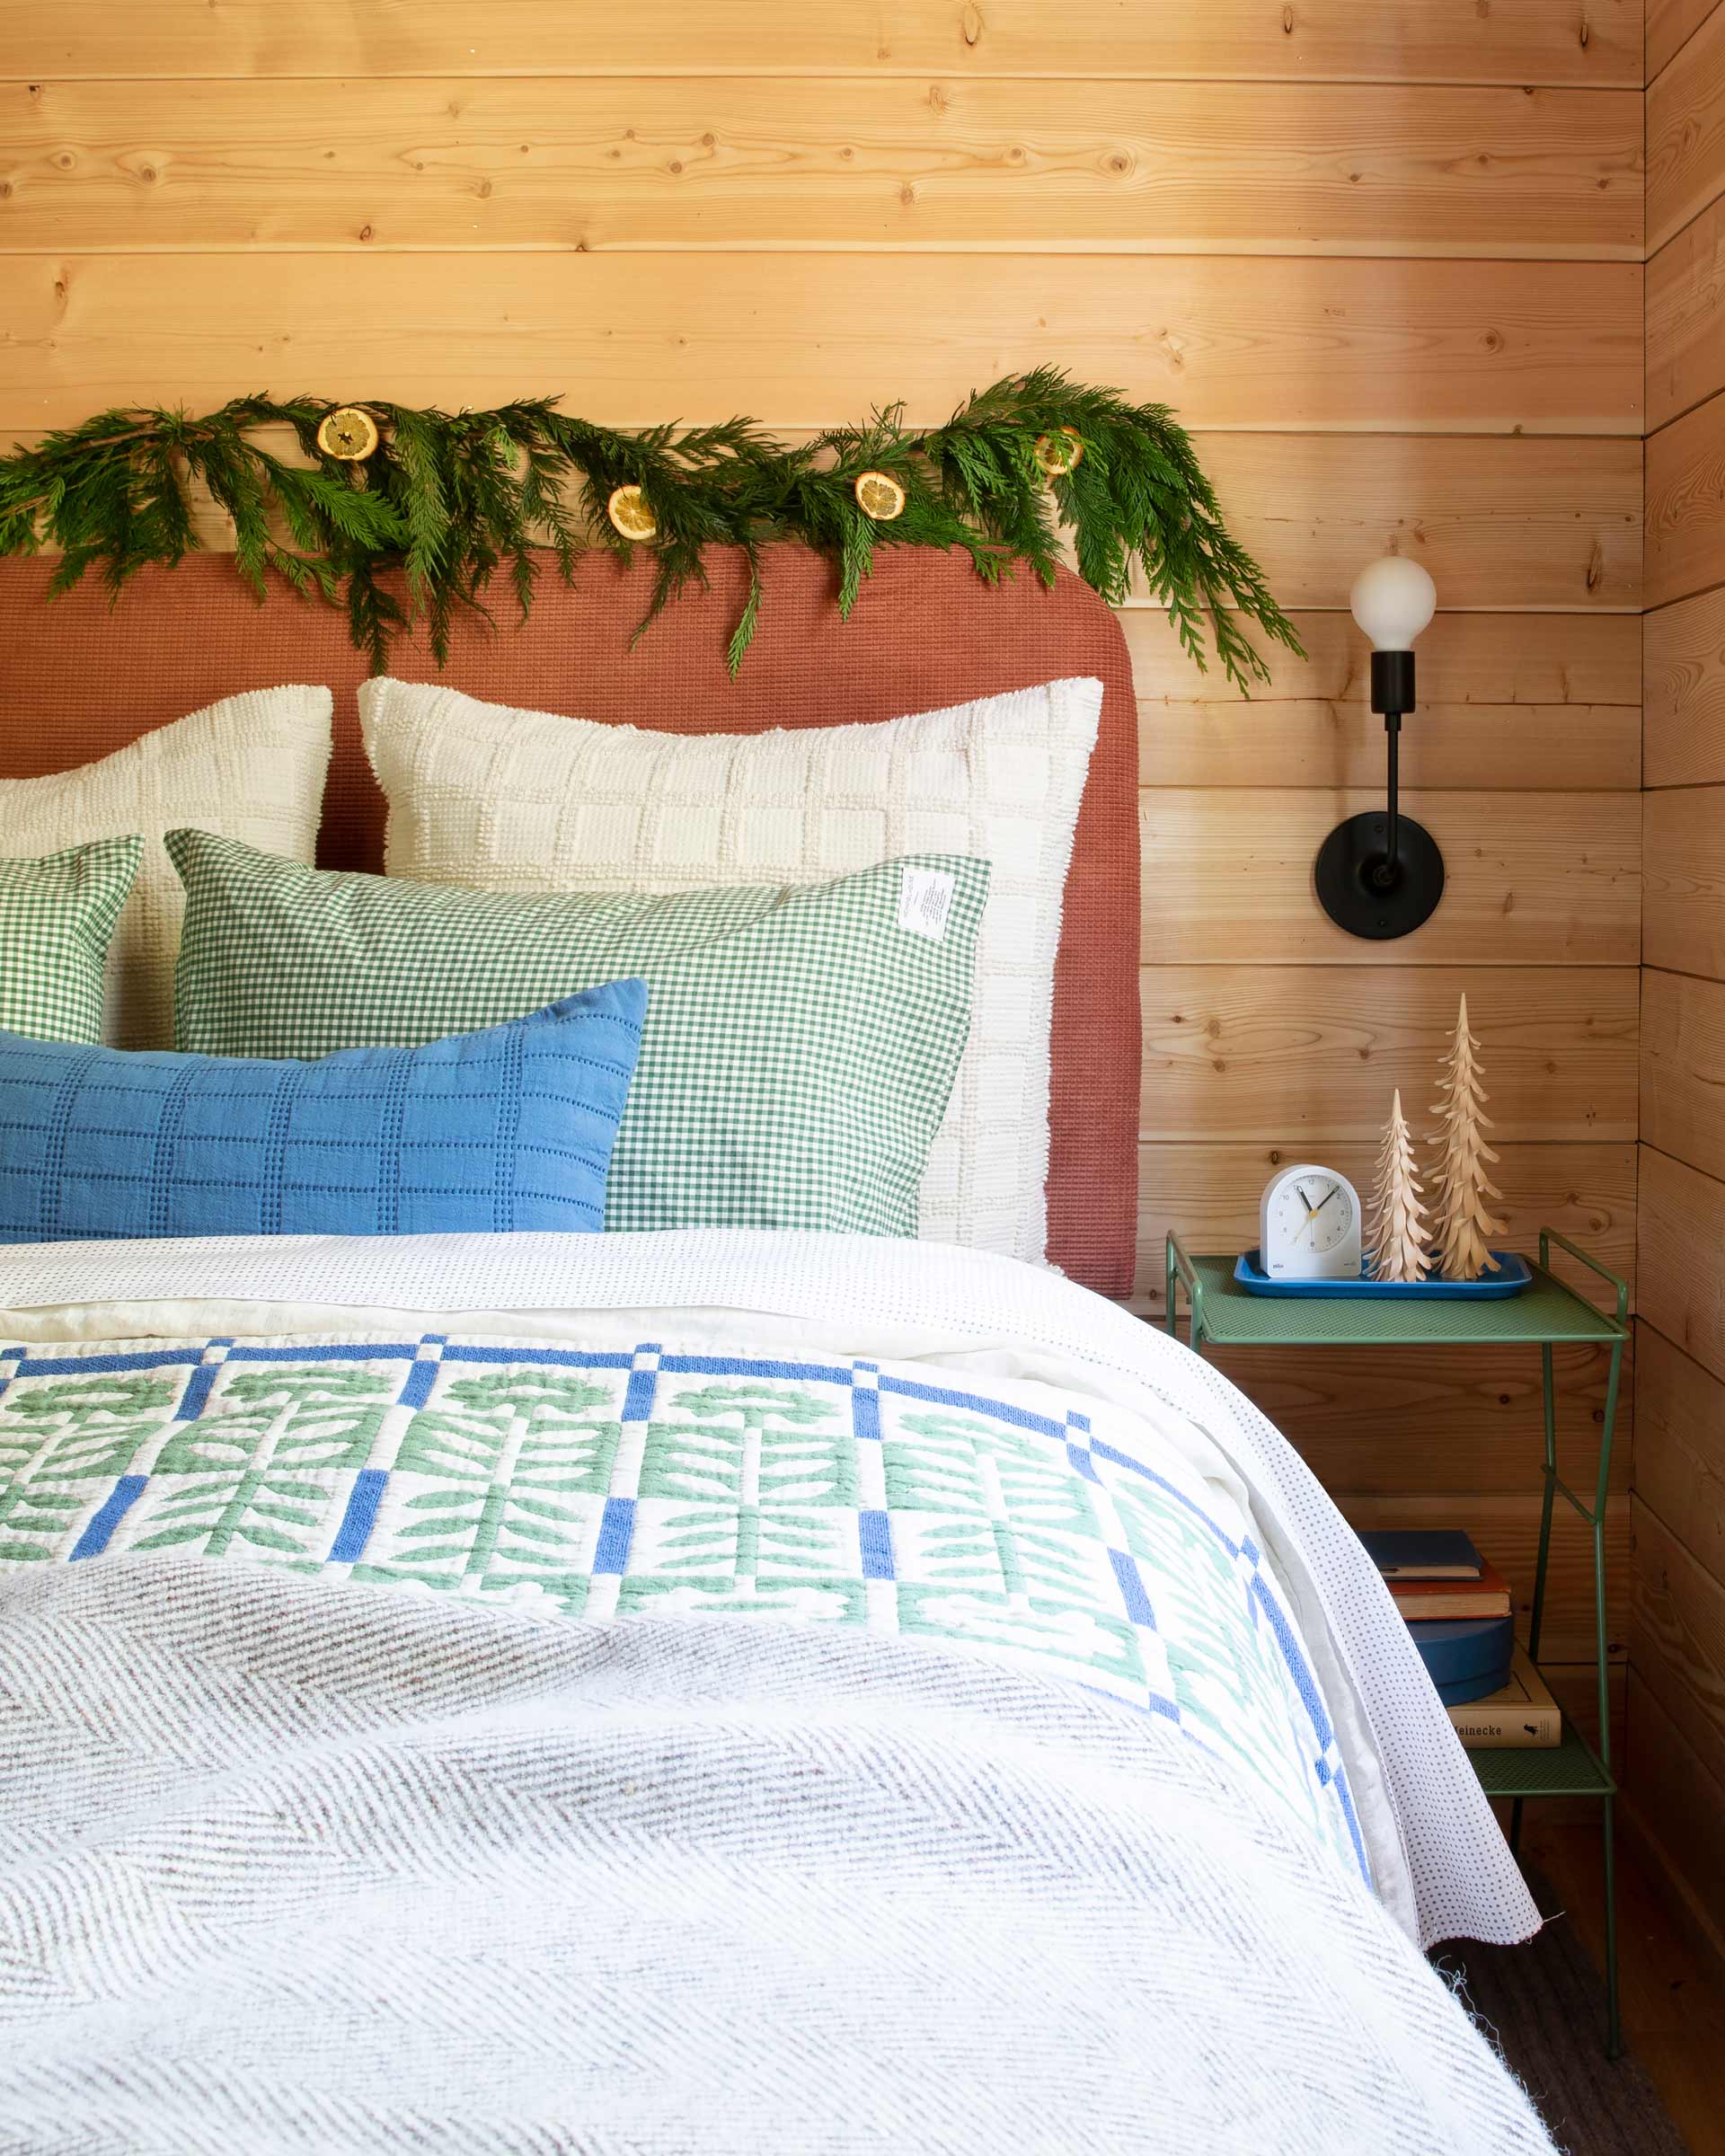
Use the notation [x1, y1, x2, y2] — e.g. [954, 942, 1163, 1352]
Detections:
[1314, 809, 1445, 941]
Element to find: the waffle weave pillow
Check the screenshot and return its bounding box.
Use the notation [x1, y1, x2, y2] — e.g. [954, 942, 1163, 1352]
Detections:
[0, 838, 143, 1047]
[0, 981, 647, 1245]
[169, 830, 989, 1240]
[358, 673, 1101, 1266]
[0, 688, 332, 1050]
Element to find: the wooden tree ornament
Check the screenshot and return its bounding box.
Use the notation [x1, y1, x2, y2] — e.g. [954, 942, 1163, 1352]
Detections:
[1367, 1089, 1430, 1283]
[1429, 994, 1506, 1280]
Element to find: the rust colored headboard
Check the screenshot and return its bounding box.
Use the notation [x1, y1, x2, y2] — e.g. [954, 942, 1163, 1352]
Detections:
[0, 545, 1140, 1294]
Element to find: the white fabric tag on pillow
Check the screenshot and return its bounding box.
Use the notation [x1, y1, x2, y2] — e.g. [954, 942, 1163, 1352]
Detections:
[897, 864, 957, 941]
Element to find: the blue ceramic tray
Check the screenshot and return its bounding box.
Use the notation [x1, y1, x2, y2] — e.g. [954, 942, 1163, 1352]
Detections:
[1234, 1250, 1532, 1300]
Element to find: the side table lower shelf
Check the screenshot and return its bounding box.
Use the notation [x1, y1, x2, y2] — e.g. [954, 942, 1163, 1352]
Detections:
[1163, 1226, 1628, 2058]
[1470, 1719, 1614, 1803]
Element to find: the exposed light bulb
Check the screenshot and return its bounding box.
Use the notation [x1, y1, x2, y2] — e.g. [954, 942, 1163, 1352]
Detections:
[1349, 556, 1437, 651]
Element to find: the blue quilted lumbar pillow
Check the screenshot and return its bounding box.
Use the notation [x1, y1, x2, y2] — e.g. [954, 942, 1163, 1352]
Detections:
[0, 980, 647, 1243]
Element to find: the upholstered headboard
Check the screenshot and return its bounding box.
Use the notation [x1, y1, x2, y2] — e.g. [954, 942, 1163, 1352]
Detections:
[0, 544, 1140, 1294]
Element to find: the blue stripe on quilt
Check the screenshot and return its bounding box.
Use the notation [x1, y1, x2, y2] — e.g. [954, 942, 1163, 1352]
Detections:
[394, 1339, 447, 1409]
[329, 1471, 390, 1563]
[858, 1508, 894, 1580]
[593, 1497, 636, 1575]
[69, 1475, 148, 1560]
[621, 1346, 661, 1425]
[851, 1361, 881, 1445]
[173, 1341, 234, 1423]
[1107, 1548, 1156, 1629]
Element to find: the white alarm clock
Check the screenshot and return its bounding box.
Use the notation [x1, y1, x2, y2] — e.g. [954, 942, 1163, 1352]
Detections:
[1259, 1163, 1364, 1281]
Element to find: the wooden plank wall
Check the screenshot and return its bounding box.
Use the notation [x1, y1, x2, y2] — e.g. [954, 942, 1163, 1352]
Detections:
[0, 5, 1644, 1700]
[1639, 0, 1725, 1960]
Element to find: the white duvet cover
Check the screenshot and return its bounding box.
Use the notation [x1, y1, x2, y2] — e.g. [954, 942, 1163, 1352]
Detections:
[0, 1228, 1550, 2153]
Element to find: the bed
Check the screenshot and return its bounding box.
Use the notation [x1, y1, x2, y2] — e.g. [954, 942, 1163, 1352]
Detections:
[0, 548, 1552, 2153]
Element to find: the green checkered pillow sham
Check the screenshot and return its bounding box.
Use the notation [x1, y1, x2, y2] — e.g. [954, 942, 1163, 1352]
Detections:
[0, 837, 143, 1045]
[167, 829, 988, 1237]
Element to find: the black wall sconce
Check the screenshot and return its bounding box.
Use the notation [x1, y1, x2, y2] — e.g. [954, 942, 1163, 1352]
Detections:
[1314, 555, 1446, 941]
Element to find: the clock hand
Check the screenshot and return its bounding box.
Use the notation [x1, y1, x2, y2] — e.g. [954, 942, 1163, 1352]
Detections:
[1308, 1187, 1340, 1220]
[1296, 1181, 1314, 1211]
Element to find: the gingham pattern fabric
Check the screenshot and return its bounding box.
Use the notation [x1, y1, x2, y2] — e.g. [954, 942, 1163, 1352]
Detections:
[360, 674, 1102, 1266]
[0, 1329, 1366, 1886]
[167, 831, 988, 1237]
[0, 688, 332, 1048]
[0, 837, 142, 1046]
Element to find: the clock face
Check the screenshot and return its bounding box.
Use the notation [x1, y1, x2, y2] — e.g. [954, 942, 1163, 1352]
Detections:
[1260, 1164, 1363, 1280]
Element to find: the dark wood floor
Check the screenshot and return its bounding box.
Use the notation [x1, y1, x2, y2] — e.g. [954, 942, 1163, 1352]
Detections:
[1526, 1821, 1725, 2156]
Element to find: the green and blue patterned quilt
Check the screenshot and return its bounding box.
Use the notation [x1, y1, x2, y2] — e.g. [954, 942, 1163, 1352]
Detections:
[0, 1327, 1367, 1885]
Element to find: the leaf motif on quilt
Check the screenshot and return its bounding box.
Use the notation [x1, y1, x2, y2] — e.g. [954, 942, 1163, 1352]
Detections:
[357, 1367, 625, 1605]
[135, 1368, 397, 1564]
[886, 1408, 1104, 1592]
[0, 1374, 179, 1560]
[624, 1381, 862, 1619]
[0, 1374, 178, 1480]
[880, 1408, 1146, 1685]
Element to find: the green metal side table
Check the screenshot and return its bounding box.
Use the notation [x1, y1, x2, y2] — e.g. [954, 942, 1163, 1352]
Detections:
[1164, 1226, 1629, 2056]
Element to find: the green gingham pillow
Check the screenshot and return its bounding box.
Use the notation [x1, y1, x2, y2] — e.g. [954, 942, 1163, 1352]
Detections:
[167, 829, 988, 1237]
[0, 837, 144, 1045]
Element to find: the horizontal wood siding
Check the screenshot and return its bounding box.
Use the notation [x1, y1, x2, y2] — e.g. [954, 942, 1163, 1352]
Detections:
[1132, 610, 1641, 791]
[1633, 1495, 1725, 1790]
[1167, 437, 1641, 610]
[1653, 0, 1721, 80]
[1215, 1339, 1632, 1497]
[1139, 791, 1641, 966]
[1640, 0, 1725, 1951]
[1623, 1679, 1725, 1961]
[0, 255, 1646, 437]
[1635, 1324, 1725, 1584]
[1641, 1146, 1725, 1385]
[0, 4, 1646, 89]
[1647, 187, 1725, 428]
[1140, 966, 1639, 1144]
[0, 79, 1645, 258]
[1641, 968, 1725, 1181]
[1644, 583, 1725, 780]
[1644, 785, 1725, 976]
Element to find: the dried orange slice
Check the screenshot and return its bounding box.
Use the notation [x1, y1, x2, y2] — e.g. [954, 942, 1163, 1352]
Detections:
[315, 405, 380, 463]
[606, 483, 659, 541]
[1033, 427, 1084, 478]
[854, 470, 907, 521]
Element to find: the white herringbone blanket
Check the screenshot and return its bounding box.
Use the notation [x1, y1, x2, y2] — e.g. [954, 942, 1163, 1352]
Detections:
[0, 1558, 1552, 2155]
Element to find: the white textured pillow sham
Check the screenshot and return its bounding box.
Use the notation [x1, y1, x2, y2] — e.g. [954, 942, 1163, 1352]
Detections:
[1, 688, 332, 1049]
[358, 674, 1102, 1265]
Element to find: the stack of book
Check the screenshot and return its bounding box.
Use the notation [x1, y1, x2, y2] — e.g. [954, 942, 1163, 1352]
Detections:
[1358, 1529, 1561, 1749]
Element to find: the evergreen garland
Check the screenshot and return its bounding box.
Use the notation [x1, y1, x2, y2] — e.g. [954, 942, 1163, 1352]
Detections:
[0, 371, 1301, 683]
